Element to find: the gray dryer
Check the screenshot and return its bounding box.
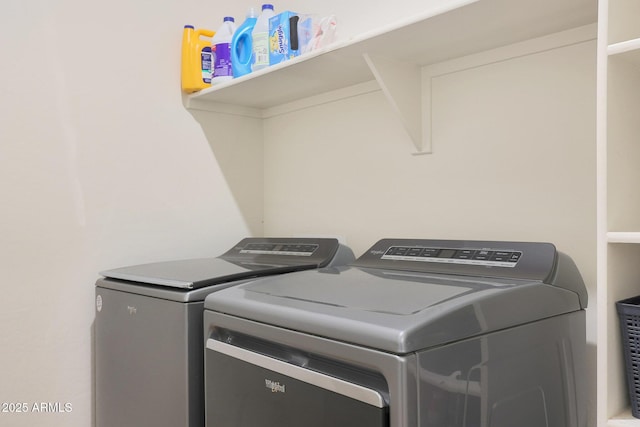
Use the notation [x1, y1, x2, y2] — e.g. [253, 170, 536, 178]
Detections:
[203, 238, 588, 427]
[94, 237, 354, 427]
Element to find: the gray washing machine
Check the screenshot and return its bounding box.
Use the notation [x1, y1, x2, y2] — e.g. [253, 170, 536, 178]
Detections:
[94, 237, 354, 427]
[203, 238, 588, 427]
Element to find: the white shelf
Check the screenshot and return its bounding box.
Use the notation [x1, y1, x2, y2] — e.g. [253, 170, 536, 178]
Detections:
[609, 38, 640, 68]
[608, 232, 640, 244]
[186, 0, 596, 153]
[187, 0, 594, 109]
[609, 409, 640, 426]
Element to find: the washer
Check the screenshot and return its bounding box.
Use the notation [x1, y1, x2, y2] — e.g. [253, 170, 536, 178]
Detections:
[203, 238, 588, 427]
[94, 237, 354, 427]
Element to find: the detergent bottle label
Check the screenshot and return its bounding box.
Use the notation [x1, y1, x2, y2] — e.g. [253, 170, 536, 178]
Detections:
[213, 43, 232, 78]
[253, 33, 269, 68]
[201, 46, 213, 83]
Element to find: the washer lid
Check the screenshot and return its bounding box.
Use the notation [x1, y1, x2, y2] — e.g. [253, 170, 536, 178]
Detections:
[99, 237, 346, 290]
[100, 258, 316, 289]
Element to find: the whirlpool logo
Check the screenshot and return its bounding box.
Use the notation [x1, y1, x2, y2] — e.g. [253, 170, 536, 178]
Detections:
[265, 379, 285, 393]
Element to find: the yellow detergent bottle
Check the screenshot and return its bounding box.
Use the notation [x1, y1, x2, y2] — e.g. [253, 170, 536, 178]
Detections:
[181, 25, 216, 93]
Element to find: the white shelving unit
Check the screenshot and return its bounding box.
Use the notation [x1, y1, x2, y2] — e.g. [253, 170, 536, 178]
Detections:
[598, 0, 640, 425]
[186, 0, 595, 154]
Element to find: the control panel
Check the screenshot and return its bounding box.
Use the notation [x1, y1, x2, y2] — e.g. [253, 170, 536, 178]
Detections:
[240, 243, 319, 257]
[354, 239, 558, 282]
[221, 238, 343, 268]
[381, 246, 522, 267]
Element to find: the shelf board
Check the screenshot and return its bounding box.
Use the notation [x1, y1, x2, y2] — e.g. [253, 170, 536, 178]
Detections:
[609, 409, 640, 426]
[608, 232, 640, 243]
[186, 0, 596, 111]
[609, 38, 640, 68]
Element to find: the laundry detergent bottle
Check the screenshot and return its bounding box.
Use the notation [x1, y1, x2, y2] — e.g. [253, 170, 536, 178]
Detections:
[212, 16, 236, 84]
[251, 4, 275, 71]
[181, 25, 215, 93]
[231, 7, 259, 78]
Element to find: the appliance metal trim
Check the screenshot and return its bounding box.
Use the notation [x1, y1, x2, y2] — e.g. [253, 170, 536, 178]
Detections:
[206, 339, 386, 408]
[98, 273, 194, 289]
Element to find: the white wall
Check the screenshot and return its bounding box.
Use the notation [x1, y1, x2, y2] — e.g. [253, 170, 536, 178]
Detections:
[264, 40, 595, 255]
[0, 1, 259, 426]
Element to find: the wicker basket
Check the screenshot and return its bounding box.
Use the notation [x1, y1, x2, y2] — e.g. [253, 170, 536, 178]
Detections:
[616, 295, 640, 419]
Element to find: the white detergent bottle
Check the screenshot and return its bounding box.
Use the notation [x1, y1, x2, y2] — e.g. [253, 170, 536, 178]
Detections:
[251, 4, 275, 71]
[212, 16, 236, 84]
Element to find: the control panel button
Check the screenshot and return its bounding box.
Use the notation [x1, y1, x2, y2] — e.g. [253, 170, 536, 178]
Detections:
[473, 250, 494, 261]
[386, 247, 409, 256]
[454, 250, 476, 260]
[419, 248, 440, 258]
[491, 251, 512, 262]
[508, 252, 522, 262]
[406, 247, 423, 257]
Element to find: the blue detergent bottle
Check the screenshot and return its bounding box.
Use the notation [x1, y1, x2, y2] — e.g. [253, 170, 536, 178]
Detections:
[231, 7, 259, 78]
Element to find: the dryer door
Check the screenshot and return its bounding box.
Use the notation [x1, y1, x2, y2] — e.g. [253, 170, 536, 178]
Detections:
[205, 340, 388, 427]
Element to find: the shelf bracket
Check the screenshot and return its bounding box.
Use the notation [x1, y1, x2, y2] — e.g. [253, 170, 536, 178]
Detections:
[363, 53, 430, 154]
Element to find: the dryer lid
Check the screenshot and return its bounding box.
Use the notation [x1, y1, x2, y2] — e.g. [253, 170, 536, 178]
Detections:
[204, 239, 587, 353]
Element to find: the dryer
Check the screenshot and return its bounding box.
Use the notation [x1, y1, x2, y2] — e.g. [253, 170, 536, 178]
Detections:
[94, 237, 354, 427]
[203, 238, 588, 427]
